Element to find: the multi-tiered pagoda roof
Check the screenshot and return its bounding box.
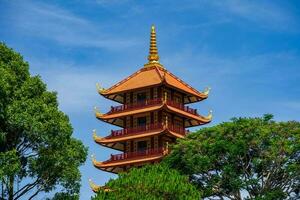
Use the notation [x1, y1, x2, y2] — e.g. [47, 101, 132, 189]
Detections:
[90, 25, 212, 190]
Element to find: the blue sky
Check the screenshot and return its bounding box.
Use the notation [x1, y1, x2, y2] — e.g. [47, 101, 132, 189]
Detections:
[1, 0, 300, 199]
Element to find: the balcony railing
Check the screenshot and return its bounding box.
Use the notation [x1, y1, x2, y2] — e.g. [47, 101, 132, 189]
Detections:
[108, 98, 163, 113]
[166, 100, 197, 115]
[108, 98, 198, 116]
[104, 147, 165, 163]
[105, 122, 188, 139]
[108, 122, 164, 138]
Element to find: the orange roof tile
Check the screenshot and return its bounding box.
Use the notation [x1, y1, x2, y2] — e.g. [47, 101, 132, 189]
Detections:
[100, 65, 208, 100]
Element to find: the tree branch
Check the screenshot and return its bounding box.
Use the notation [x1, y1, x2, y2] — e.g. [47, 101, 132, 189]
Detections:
[13, 178, 40, 200]
[28, 187, 42, 200]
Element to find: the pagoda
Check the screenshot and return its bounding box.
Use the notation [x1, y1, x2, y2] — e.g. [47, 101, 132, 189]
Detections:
[91, 25, 212, 182]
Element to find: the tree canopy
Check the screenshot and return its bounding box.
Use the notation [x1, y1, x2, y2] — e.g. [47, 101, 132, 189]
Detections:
[92, 164, 201, 200]
[164, 115, 300, 200]
[0, 43, 88, 200]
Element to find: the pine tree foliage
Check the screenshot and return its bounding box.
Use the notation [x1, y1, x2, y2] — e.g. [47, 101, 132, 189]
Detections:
[92, 164, 201, 200]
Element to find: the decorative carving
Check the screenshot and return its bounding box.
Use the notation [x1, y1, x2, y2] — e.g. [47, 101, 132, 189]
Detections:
[93, 129, 102, 141]
[163, 142, 169, 155]
[94, 106, 102, 117]
[96, 83, 106, 93]
[91, 154, 103, 167]
[89, 178, 100, 192]
[203, 87, 211, 95]
[165, 115, 168, 128]
[91, 154, 96, 163]
[164, 91, 167, 103]
[206, 110, 213, 120]
[89, 179, 111, 192]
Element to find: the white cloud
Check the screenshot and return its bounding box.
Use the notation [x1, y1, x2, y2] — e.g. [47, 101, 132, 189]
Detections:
[172, 0, 297, 32]
[162, 47, 300, 94]
[29, 59, 122, 114]
[8, 1, 140, 50]
[214, 0, 294, 30]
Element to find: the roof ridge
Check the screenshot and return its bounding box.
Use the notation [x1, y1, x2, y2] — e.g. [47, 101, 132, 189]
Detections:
[103, 66, 162, 93]
[104, 68, 143, 93]
[154, 66, 165, 81]
[165, 69, 204, 95]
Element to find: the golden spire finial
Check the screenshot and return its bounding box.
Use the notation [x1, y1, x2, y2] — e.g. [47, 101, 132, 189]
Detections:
[147, 25, 159, 63]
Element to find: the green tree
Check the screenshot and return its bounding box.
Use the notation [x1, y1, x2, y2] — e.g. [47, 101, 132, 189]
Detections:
[164, 115, 300, 200]
[92, 164, 201, 200]
[0, 43, 88, 200]
[49, 192, 79, 200]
